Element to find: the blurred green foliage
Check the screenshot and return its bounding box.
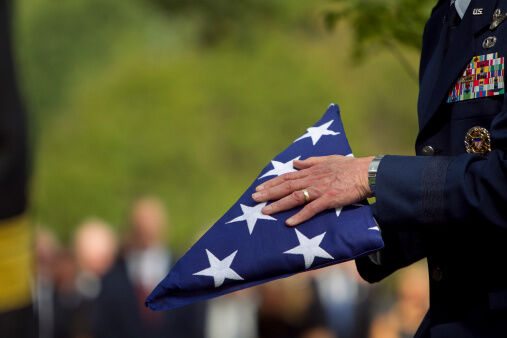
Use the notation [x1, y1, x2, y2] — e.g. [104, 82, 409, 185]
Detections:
[324, 0, 435, 80]
[325, 0, 435, 51]
[146, 0, 282, 45]
[14, 0, 424, 251]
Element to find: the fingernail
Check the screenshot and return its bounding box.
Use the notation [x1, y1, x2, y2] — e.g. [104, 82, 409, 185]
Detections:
[262, 205, 272, 213]
[256, 185, 264, 191]
[286, 218, 294, 226]
[252, 192, 261, 200]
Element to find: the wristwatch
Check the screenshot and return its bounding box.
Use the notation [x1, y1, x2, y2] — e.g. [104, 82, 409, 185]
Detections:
[368, 155, 384, 196]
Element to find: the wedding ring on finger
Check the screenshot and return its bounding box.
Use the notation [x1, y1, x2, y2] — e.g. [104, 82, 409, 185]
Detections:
[302, 189, 310, 203]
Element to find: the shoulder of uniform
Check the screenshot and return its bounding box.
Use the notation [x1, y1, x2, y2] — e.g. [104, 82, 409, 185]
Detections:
[431, 0, 448, 15]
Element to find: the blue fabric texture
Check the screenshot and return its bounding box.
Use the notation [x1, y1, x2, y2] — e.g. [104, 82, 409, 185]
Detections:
[146, 104, 384, 310]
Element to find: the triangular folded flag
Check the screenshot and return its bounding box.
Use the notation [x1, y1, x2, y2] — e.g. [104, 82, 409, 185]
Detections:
[146, 103, 384, 310]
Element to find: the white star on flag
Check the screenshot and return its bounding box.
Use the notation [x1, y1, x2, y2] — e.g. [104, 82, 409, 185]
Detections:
[226, 202, 277, 235]
[336, 203, 363, 218]
[368, 213, 380, 231]
[294, 120, 340, 146]
[284, 229, 333, 269]
[193, 249, 243, 287]
[259, 156, 301, 179]
[335, 207, 343, 218]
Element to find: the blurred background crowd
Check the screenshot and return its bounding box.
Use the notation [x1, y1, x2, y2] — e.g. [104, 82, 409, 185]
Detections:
[1, 0, 435, 337]
[34, 195, 429, 338]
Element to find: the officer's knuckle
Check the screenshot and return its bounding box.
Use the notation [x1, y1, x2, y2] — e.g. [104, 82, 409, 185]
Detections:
[290, 191, 303, 203]
[269, 201, 281, 211]
[280, 173, 292, 181]
[285, 172, 297, 180]
[285, 180, 297, 192]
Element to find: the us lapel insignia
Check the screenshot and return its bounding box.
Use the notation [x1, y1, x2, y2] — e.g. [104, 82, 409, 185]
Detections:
[465, 126, 491, 155]
[473, 8, 483, 15]
[447, 53, 504, 103]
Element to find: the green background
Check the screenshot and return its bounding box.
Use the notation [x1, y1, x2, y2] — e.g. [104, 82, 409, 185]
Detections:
[14, 0, 424, 251]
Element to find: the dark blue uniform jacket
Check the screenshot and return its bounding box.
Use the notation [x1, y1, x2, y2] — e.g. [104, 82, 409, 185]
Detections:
[356, 0, 507, 336]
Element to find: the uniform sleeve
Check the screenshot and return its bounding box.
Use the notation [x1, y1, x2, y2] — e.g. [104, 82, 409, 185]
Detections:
[373, 111, 507, 231]
[355, 226, 427, 283]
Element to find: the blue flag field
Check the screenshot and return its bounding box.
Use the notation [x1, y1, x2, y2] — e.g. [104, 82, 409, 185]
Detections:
[146, 103, 384, 310]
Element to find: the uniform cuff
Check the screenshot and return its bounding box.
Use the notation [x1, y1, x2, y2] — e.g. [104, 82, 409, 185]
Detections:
[374, 155, 453, 230]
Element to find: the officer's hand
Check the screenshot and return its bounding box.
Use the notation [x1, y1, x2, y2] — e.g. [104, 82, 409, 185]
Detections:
[252, 155, 374, 226]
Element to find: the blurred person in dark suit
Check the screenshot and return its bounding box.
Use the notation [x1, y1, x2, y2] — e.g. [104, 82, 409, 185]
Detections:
[72, 219, 118, 338]
[95, 196, 206, 338]
[257, 273, 334, 338]
[51, 250, 80, 338]
[35, 227, 61, 338]
[0, 1, 34, 337]
[39, 220, 117, 338]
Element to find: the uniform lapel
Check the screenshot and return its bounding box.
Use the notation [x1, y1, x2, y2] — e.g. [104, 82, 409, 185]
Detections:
[417, 0, 498, 134]
[417, 10, 449, 129]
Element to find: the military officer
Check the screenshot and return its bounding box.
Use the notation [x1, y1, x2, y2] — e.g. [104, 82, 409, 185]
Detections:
[252, 0, 507, 335]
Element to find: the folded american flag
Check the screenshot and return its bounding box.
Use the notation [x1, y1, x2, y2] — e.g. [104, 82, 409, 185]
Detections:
[146, 103, 384, 310]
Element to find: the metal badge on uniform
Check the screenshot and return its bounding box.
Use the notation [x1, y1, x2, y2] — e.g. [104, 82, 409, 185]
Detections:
[490, 9, 507, 30]
[483, 36, 497, 49]
[465, 126, 491, 155]
[447, 53, 504, 103]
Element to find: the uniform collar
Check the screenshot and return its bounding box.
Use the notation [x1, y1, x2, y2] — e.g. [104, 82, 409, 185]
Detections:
[454, 0, 472, 19]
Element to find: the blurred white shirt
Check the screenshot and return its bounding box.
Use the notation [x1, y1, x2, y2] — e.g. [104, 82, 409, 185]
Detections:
[126, 245, 171, 290]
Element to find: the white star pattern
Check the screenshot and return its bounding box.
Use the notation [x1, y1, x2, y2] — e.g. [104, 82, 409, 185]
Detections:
[259, 156, 301, 180]
[336, 203, 363, 218]
[294, 120, 340, 146]
[335, 203, 380, 231]
[193, 249, 243, 287]
[284, 229, 333, 269]
[226, 203, 277, 235]
[335, 207, 343, 218]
